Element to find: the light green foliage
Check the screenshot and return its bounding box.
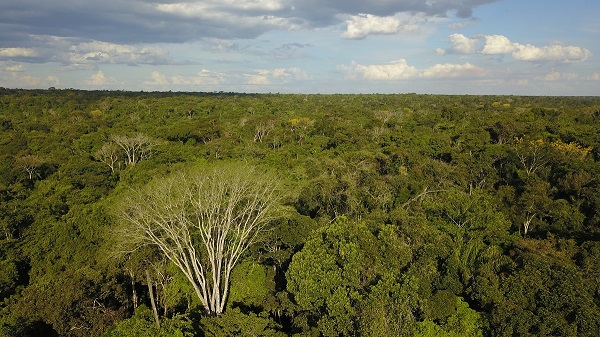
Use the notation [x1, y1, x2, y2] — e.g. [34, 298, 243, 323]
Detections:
[422, 188, 511, 241]
[200, 308, 285, 337]
[416, 297, 483, 337]
[228, 261, 274, 309]
[103, 305, 194, 337]
[358, 274, 419, 336]
[160, 262, 201, 314]
[287, 217, 413, 336]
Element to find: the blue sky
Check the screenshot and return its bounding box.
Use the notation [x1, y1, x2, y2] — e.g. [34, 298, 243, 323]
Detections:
[0, 0, 598, 95]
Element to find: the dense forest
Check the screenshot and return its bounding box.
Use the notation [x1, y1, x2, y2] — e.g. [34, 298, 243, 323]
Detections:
[0, 88, 599, 336]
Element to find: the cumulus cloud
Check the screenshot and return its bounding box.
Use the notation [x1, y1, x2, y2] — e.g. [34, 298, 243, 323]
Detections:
[0, 47, 38, 59]
[484, 35, 592, 62]
[5, 64, 25, 72]
[342, 59, 487, 80]
[246, 67, 309, 85]
[441, 34, 592, 63]
[544, 71, 561, 81]
[342, 59, 419, 80]
[420, 63, 487, 78]
[145, 71, 169, 86]
[85, 70, 119, 86]
[2, 73, 59, 88]
[511, 44, 591, 62]
[448, 33, 479, 53]
[480, 35, 517, 55]
[342, 14, 403, 39]
[143, 69, 225, 88]
[587, 73, 600, 81]
[171, 70, 225, 86]
[341, 12, 431, 39]
[69, 41, 170, 65]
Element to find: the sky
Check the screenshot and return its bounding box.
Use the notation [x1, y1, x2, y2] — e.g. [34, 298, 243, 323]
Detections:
[0, 0, 599, 95]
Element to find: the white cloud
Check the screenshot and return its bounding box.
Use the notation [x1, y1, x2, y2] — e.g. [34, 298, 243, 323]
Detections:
[246, 67, 308, 85]
[70, 41, 170, 65]
[0, 48, 38, 58]
[544, 71, 561, 81]
[342, 14, 402, 40]
[246, 71, 271, 85]
[4, 73, 59, 87]
[442, 34, 592, 63]
[343, 59, 488, 80]
[145, 71, 169, 86]
[341, 13, 431, 40]
[342, 59, 419, 80]
[480, 35, 591, 63]
[5, 64, 25, 72]
[142, 69, 225, 88]
[448, 33, 479, 54]
[511, 44, 591, 62]
[588, 73, 600, 81]
[171, 69, 225, 86]
[481, 35, 518, 55]
[85, 70, 119, 86]
[420, 63, 487, 78]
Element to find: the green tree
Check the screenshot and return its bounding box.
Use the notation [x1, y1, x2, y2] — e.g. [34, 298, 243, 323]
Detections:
[102, 305, 194, 337]
[286, 217, 413, 336]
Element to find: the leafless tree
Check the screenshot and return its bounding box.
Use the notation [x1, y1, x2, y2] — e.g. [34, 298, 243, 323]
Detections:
[254, 121, 275, 142]
[521, 210, 536, 238]
[514, 138, 549, 176]
[111, 133, 157, 167]
[113, 163, 281, 316]
[94, 142, 121, 172]
[16, 154, 44, 180]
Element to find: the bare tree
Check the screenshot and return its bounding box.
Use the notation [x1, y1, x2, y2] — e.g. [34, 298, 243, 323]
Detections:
[521, 210, 536, 238]
[16, 154, 44, 180]
[94, 142, 121, 172]
[113, 163, 281, 316]
[111, 133, 157, 167]
[146, 269, 160, 327]
[254, 120, 275, 142]
[514, 138, 549, 176]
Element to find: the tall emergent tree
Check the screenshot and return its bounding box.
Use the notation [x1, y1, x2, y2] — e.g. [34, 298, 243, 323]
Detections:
[113, 162, 281, 316]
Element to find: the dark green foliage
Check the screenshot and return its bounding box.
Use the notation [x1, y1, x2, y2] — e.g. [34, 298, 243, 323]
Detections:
[0, 89, 598, 336]
[490, 250, 599, 336]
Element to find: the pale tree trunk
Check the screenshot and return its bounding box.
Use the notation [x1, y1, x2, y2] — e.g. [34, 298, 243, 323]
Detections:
[146, 269, 160, 327]
[522, 212, 536, 238]
[126, 269, 138, 309]
[111, 134, 156, 167]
